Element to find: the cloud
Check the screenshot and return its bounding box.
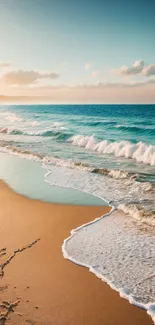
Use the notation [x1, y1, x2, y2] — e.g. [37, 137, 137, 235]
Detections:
[0, 61, 12, 68]
[1, 78, 155, 104]
[112, 60, 144, 76]
[85, 63, 91, 70]
[142, 64, 155, 76]
[4, 78, 155, 93]
[2, 81, 155, 104]
[112, 60, 155, 78]
[1, 69, 59, 85]
[74, 78, 155, 89]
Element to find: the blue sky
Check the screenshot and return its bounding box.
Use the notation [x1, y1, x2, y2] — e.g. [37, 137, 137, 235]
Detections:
[0, 0, 155, 103]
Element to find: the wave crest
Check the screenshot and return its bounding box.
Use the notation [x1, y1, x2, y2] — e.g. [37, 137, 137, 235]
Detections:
[115, 125, 155, 136]
[0, 127, 70, 141]
[68, 135, 155, 166]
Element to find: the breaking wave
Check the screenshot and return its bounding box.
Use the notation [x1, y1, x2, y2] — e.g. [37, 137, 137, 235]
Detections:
[1, 124, 155, 167]
[0, 127, 70, 140]
[68, 135, 155, 166]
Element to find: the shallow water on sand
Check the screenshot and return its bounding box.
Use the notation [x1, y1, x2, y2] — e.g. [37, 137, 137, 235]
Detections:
[0, 152, 105, 206]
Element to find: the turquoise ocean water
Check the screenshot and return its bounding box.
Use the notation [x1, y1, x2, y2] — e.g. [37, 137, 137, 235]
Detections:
[0, 104, 155, 321]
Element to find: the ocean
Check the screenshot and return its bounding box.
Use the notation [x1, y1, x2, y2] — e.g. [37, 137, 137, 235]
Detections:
[0, 104, 155, 322]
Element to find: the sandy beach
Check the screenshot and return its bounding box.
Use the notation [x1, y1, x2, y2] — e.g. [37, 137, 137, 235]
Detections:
[0, 180, 153, 325]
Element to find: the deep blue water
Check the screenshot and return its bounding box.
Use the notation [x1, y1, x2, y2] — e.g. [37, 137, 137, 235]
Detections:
[0, 104, 155, 178]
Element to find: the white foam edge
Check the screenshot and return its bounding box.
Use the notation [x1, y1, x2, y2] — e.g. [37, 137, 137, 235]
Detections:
[61, 204, 155, 323]
[0, 146, 42, 162]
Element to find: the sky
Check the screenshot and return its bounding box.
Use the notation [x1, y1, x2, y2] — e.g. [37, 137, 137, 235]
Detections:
[0, 0, 155, 103]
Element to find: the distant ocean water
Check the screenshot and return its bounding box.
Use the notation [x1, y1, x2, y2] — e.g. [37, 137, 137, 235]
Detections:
[0, 104, 155, 322]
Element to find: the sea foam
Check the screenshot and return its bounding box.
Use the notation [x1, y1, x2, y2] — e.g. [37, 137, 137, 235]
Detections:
[68, 135, 155, 166]
[62, 209, 155, 323]
[44, 164, 155, 227]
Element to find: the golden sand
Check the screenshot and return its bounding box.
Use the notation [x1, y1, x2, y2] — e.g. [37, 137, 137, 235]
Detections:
[0, 181, 153, 325]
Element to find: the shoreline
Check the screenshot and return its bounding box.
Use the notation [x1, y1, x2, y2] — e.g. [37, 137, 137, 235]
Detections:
[0, 180, 153, 325]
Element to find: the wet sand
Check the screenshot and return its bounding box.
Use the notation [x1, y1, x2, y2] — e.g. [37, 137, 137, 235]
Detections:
[0, 180, 153, 325]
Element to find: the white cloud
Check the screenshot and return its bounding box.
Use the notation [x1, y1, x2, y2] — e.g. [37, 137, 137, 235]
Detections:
[142, 64, 155, 76]
[1, 78, 155, 104]
[77, 78, 155, 89]
[112, 60, 155, 78]
[1, 69, 59, 85]
[112, 60, 144, 76]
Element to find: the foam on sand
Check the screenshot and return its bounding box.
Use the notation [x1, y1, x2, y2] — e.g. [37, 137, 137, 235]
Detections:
[118, 203, 155, 227]
[42, 162, 155, 322]
[62, 209, 155, 323]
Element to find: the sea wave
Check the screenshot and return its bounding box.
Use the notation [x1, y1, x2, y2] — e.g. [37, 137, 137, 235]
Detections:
[118, 203, 155, 227]
[2, 127, 155, 166]
[0, 127, 70, 140]
[39, 129, 69, 139]
[0, 111, 24, 122]
[115, 124, 155, 135]
[84, 120, 117, 127]
[0, 142, 153, 185]
[0, 145, 44, 161]
[68, 135, 155, 166]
